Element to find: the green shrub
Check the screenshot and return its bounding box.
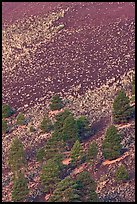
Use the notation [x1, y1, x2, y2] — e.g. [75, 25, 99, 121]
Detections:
[115, 164, 129, 182]
[17, 113, 25, 125]
[49, 94, 63, 111]
[36, 148, 45, 162]
[2, 104, 13, 118]
[102, 125, 122, 160]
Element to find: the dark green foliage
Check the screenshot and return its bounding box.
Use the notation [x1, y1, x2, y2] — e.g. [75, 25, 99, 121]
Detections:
[76, 171, 99, 202]
[17, 113, 25, 125]
[115, 165, 129, 182]
[44, 133, 65, 160]
[2, 104, 13, 118]
[8, 138, 26, 173]
[12, 172, 29, 202]
[40, 158, 61, 193]
[112, 90, 133, 123]
[36, 148, 45, 162]
[48, 176, 81, 202]
[2, 119, 8, 134]
[62, 115, 79, 148]
[49, 94, 63, 111]
[54, 109, 72, 133]
[40, 116, 53, 133]
[70, 140, 83, 164]
[87, 141, 98, 161]
[76, 116, 90, 140]
[102, 125, 122, 160]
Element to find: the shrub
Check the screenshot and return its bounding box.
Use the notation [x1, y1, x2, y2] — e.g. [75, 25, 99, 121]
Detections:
[2, 104, 13, 118]
[2, 119, 8, 134]
[17, 113, 25, 125]
[12, 172, 29, 202]
[102, 125, 122, 160]
[29, 126, 35, 132]
[112, 90, 133, 124]
[40, 116, 53, 133]
[115, 164, 129, 182]
[49, 94, 64, 111]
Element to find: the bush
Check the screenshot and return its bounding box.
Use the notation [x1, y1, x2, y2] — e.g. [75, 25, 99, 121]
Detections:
[49, 94, 64, 111]
[112, 90, 133, 124]
[12, 172, 29, 202]
[17, 113, 26, 125]
[2, 104, 13, 118]
[29, 126, 35, 132]
[115, 165, 129, 182]
[40, 116, 53, 133]
[2, 119, 8, 134]
[102, 125, 122, 160]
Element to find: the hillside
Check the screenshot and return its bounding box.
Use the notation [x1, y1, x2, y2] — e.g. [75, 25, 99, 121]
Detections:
[2, 2, 135, 202]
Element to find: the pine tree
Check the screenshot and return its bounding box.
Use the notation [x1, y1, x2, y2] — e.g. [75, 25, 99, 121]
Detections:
[102, 125, 122, 160]
[8, 138, 26, 174]
[76, 171, 99, 202]
[115, 164, 129, 182]
[62, 115, 79, 149]
[48, 176, 81, 202]
[12, 172, 29, 202]
[87, 141, 98, 162]
[40, 115, 53, 133]
[49, 94, 63, 111]
[70, 140, 83, 164]
[112, 90, 132, 124]
[40, 158, 61, 193]
[76, 116, 90, 140]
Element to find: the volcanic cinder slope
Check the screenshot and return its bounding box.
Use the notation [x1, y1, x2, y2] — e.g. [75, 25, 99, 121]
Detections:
[2, 2, 135, 111]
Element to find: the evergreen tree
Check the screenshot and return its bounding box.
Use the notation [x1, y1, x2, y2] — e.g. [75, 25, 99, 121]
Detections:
[70, 140, 83, 164]
[36, 147, 46, 162]
[115, 164, 129, 182]
[76, 116, 90, 140]
[62, 115, 79, 149]
[102, 125, 122, 160]
[2, 119, 8, 134]
[87, 141, 98, 162]
[40, 158, 61, 193]
[17, 113, 25, 125]
[12, 172, 29, 202]
[76, 171, 99, 202]
[8, 138, 26, 174]
[40, 116, 53, 133]
[132, 74, 135, 95]
[112, 90, 132, 123]
[2, 104, 13, 118]
[49, 94, 63, 111]
[48, 176, 81, 202]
